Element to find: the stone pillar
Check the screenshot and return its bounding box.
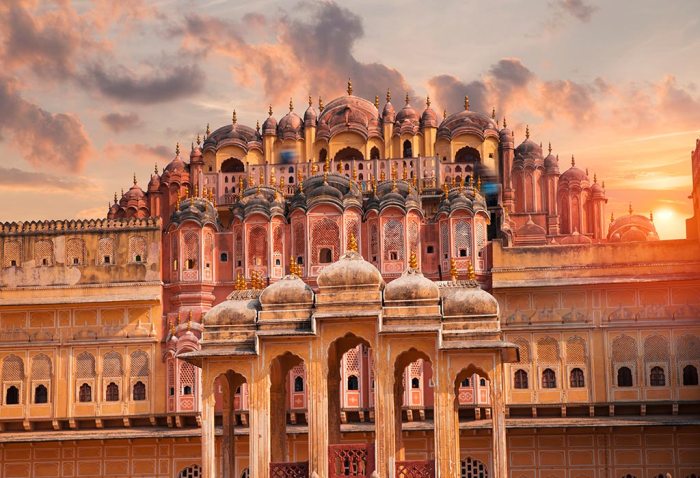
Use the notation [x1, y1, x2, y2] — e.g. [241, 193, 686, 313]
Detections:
[434, 353, 460, 478]
[307, 341, 329, 477]
[373, 336, 396, 478]
[222, 374, 236, 477]
[249, 366, 270, 478]
[201, 369, 217, 478]
[491, 353, 508, 478]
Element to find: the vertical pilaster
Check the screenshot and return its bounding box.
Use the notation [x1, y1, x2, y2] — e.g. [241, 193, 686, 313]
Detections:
[249, 365, 270, 478]
[491, 353, 508, 478]
[307, 337, 329, 478]
[434, 353, 460, 478]
[373, 335, 395, 478]
[201, 368, 217, 478]
[222, 375, 236, 478]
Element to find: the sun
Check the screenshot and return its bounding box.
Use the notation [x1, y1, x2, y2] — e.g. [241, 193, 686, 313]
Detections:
[652, 207, 685, 240]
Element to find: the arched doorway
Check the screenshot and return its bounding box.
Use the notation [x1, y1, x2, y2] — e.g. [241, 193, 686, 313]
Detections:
[334, 147, 364, 162]
[402, 140, 413, 158]
[221, 157, 245, 173]
[455, 146, 480, 165]
[370, 146, 380, 159]
[214, 370, 247, 477]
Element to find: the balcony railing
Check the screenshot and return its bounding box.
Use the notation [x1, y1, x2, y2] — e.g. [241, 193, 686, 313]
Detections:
[396, 460, 435, 478]
[270, 461, 309, 478]
[328, 443, 375, 477]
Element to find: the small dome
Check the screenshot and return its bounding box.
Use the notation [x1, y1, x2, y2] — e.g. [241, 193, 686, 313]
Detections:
[608, 213, 659, 242]
[514, 138, 543, 163]
[259, 275, 314, 307]
[190, 144, 203, 163]
[164, 153, 186, 174]
[304, 101, 317, 126]
[204, 297, 259, 326]
[125, 182, 145, 201]
[262, 111, 277, 135]
[382, 101, 395, 122]
[396, 96, 418, 124]
[560, 166, 588, 182]
[278, 111, 303, 135]
[317, 250, 384, 290]
[590, 181, 605, 198]
[441, 284, 498, 317]
[385, 269, 439, 304]
[148, 174, 160, 192]
[421, 100, 438, 128]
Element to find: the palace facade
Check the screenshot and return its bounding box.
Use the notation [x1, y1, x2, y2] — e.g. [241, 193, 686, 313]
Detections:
[1, 86, 699, 478]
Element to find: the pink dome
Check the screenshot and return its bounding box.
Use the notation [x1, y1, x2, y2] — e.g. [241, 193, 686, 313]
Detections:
[608, 213, 659, 242]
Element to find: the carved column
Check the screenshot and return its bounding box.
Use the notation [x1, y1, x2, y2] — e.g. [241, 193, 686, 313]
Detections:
[249, 365, 270, 478]
[373, 335, 395, 478]
[491, 353, 509, 478]
[307, 338, 329, 477]
[434, 352, 460, 478]
[222, 374, 236, 478]
[201, 368, 217, 478]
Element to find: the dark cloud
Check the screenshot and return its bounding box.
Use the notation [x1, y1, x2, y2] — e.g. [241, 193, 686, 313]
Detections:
[538, 79, 597, 123]
[489, 58, 535, 101]
[0, 166, 90, 192]
[84, 63, 205, 104]
[555, 0, 598, 22]
[101, 112, 143, 133]
[427, 75, 488, 114]
[0, 76, 92, 172]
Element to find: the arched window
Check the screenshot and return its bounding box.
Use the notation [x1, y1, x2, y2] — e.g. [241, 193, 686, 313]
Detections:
[347, 375, 359, 391]
[221, 157, 244, 173]
[570, 368, 585, 388]
[319, 148, 328, 163]
[183, 385, 193, 395]
[411, 377, 420, 389]
[133, 381, 146, 401]
[650, 366, 665, 386]
[34, 384, 48, 404]
[460, 457, 488, 478]
[178, 464, 202, 478]
[370, 146, 380, 159]
[479, 378, 486, 386]
[683, 365, 699, 385]
[319, 247, 333, 264]
[461, 378, 470, 387]
[5, 385, 19, 405]
[514, 369, 528, 389]
[541, 368, 556, 389]
[403, 140, 413, 158]
[106, 382, 119, 401]
[294, 376, 304, 392]
[617, 367, 633, 387]
[79, 383, 92, 402]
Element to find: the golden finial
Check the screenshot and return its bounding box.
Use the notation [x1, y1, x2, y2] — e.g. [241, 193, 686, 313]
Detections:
[279, 176, 285, 188]
[402, 166, 407, 181]
[593, 173, 597, 183]
[175, 142, 180, 155]
[318, 96, 324, 112]
[268, 104, 273, 116]
[113, 192, 118, 203]
[348, 232, 358, 252]
[289, 255, 297, 276]
[386, 88, 391, 102]
[476, 176, 482, 192]
[205, 123, 210, 137]
[374, 95, 380, 108]
[409, 250, 418, 270]
[256, 120, 260, 133]
[426, 95, 431, 108]
[194, 184, 199, 197]
[412, 175, 417, 188]
[571, 155, 575, 167]
[502, 117, 507, 128]
[170, 320, 176, 335]
[202, 186, 208, 198]
[238, 176, 244, 192]
[628, 203, 633, 215]
[352, 166, 357, 181]
[405, 92, 410, 105]
[442, 182, 449, 197]
[196, 134, 201, 146]
[248, 173, 254, 187]
[232, 109, 237, 125]
[311, 162, 318, 174]
[548, 142, 552, 154]
[133, 173, 137, 185]
[467, 259, 476, 281]
[270, 171, 276, 187]
[468, 175, 473, 188]
[380, 170, 386, 181]
[234, 272, 240, 290]
[347, 78, 353, 95]
[525, 124, 530, 139]
[323, 169, 329, 183]
[296, 169, 303, 185]
[289, 97, 293, 112]
[390, 162, 397, 181]
[491, 107, 496, 119]
[308, 95, 312, 107]
[610, 212, 615, 223]
[464, 95, 469, 110]
[451, 175, 456, 188]
[392, 177, 398, 192]
[299, 177, 304, 193]
[459, 176, 465, 192]
[259, 168, 264, 185]
[650, 211, 654, 222]
[450, 258, 458, 282]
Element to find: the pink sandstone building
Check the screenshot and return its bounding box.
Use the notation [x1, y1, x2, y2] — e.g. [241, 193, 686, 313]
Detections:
[1, 87, 699, 477]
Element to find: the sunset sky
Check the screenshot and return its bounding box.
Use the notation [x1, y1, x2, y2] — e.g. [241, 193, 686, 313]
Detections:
[0, 0, 698, 239]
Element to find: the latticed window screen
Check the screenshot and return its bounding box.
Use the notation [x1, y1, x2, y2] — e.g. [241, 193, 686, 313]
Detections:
[184, 231, 199, 266]
[677, 334, 700, 360]
[345, 215, 360, 248]
[370, 223, 378, 256]
[537, 337, 560, 363]
[130, 351, 149, 377]
[65, 238, 85, 265]
[612, 335, 637, 362]
[3, 240, 20, 267]
[410, 360, 423, 377]
[103, 352, 122, 377]
[644, 335, 669, 361]
[345, 347, 360, 372]
[383, 219, 404, 260]
[204, 232, 213, 264]
[181, 361, 196, 394]
[167, 358, 175, 395]
[31, 354, 51, 379]
[2, 355, 24, 380]
[128, 235, 147, 262]
[512, 337, 531, 363]
[566, 336, 587, 363]
[293, 222, 305, 257]
[178, 466, 202, 478]
[440, 221, 449, 257]
[311, 218, 339, 265]
[475, 221, 486, 253]
[76, 352, 96, 378]
[408, 219, 419, 253]
[98, 238, 114, 264]
[273, 224, 284, 255]
[34, 240, 53, 265]
[235, 230, 242, 261]
[248, 226, 267, 267]
[460, 457, 488, 478]
[454, 220, 472, 257]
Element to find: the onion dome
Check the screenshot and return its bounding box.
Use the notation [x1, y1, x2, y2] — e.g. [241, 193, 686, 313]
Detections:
[437, 98, 499, 140]
[515, 214, 547, 237]
[303, 96, 317, 127]
[148, 166, 161, 192]
[385, 268, 439, 305]
[125, 175, 146, 202]
[171, 196, 219, 228]
[259, 275, 314, 309]
[420, 96, 438, 128]
[395, 92, 419, 125]
[164, 143, 187, 174]
[590, 174, 605, 198]
[190, 134, 203, 164]
[514, 125, 543, 164]
[607, 206, 659, 242]
[262, 105, 277, 135]
[559, 155, 589, 183]
[290, 173, 363, 213]
[440, 281, 498, 317]
[382, 89, 396, 122]
[232, 186, 286, 220]
[543, 143, 559, 174]
[366, 179, 420, 214]
[204, 295, 259, 326]
[499, 117, 513, 146]
[277, 98, 303, 140]
[315, 94, 379, 141]
[108, 194, 120, 218]
[317, 248, 384, 291]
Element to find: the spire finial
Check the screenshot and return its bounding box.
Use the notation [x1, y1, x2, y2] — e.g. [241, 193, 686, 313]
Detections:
[154, 163, 158, 175]
[268, 104, 273, 116]
[256, 120, 260, 133]
[347, 78, 353, 95]
[318, 96, 324, 112]
[133, 173, 137, 185]
[426, 95, 431, 108]
[232, 109, 237, 125]
[374, 95, 379, 108]
[450, 258, 458, 282]
[610, 212, 614, 223]
[196, 134, 201, 146]
[443, 109, 447, 120]
[175, 142, 180, 156]
[409, 250, 418, 270]
[405, 92, 410, 105]
[491, 107, 496, 119]
[525, 124, 530, 139]
[571, 154, 575, 167]
[467, 259, 476, 281]
[386, 88, 391, 103]
[348, 232, 358, 252]
[289, 97, 293, 112]
[464, 95, 469, 110]
[114, 192, 118, 203]
[628, 203, 633, 215]
[650, 211, 654, 221]
[308, 95, 312, 107]
[548, 142, 552, 154]
[503, 116, 507, 128]
[593, 173, 597, 183]
[205, 123, 210, 137]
